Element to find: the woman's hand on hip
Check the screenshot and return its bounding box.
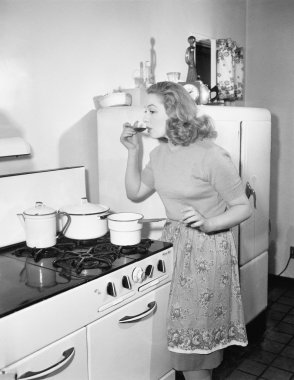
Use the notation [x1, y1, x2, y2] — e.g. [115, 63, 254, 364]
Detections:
[181, 206, 210, 233]
[120, 122, 140, 150]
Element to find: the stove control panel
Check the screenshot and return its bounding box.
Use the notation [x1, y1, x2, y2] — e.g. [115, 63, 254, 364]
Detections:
[132, 267, 145, 283]
[157, 259, 166, 273]
[94, 247, 173, 317]
[106, 282, 117, 297]
[145, 264, 154, 278]
[122, 275, 132, 289]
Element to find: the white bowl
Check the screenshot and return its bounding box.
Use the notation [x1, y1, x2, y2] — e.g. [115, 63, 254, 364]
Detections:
[94, 92, 132, 109]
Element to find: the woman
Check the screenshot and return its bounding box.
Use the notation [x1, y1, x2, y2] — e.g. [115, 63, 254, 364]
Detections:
[120, 81, 251, 380]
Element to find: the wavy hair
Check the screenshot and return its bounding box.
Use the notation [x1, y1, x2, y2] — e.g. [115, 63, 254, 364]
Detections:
[147, 81, 217, 146]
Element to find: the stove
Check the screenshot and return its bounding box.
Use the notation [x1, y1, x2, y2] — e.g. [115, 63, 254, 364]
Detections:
[0, 167, 175, 379]
[0, 234, 172, 318]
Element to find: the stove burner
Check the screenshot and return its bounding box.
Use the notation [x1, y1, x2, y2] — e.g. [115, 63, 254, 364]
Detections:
[13, 242, 76, 262]
[52, 239, 153, 277]
[8, 234, 154, 278]
[52, 246, 120, 275]
[120, 239, 153, 255]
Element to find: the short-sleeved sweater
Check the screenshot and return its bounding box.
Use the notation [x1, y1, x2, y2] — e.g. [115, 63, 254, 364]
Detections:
[141, 139, 244, 221]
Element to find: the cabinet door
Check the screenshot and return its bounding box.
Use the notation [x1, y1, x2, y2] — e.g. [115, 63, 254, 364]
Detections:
[1, 328, 88, 380]
[87, 283, 173, 380]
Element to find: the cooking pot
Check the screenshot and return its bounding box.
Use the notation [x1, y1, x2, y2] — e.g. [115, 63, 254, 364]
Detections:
[17, 202, 69, 248]
[107, 212, 144, 246]
[59, 197, 110, 240]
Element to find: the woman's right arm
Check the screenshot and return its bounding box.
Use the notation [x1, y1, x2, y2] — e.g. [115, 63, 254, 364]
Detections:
[120, 123, 153, 201]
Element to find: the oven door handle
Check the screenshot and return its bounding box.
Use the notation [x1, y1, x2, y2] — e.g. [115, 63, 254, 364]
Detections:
[118, 301, 157, 323]
[17, 347, 75, 380]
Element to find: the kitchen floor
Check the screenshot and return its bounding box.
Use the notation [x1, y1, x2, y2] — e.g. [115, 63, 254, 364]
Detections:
[176, 275, 294, 380]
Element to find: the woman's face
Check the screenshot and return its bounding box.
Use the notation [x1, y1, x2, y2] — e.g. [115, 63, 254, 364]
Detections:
[143, 93, 168, 139]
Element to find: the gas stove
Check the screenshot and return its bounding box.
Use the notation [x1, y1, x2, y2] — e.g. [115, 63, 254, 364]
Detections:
[0, 167, 174, 378]
[0, 234, 173, 369]
[0, 234, 172, 318]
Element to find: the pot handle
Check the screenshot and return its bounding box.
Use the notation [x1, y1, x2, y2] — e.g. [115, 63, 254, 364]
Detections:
[97, 211, 112, 220]
[138, 218, 166, 224]
[57, 212, 71, 238]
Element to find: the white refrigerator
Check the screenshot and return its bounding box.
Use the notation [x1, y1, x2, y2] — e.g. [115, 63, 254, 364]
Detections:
[97, 104, 271, 325]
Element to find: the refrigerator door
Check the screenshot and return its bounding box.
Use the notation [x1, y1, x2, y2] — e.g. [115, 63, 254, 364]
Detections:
[239, 120, 271, 266]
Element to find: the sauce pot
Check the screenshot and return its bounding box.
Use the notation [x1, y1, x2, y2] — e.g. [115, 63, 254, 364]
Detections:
[17, 202, 67, 248]
[59, 197, 110, 240]
[107, 212, 144, 246]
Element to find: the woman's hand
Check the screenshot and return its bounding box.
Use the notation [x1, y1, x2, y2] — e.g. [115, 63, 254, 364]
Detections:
[181, 206, 209, 232]
[120, 122, 140, 150]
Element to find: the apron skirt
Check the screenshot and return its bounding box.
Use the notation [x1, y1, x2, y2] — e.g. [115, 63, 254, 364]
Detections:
[161, 220, 248, 370]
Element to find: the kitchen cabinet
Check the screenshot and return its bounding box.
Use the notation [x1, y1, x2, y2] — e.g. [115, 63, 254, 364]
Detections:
[1, 328, 88, 380]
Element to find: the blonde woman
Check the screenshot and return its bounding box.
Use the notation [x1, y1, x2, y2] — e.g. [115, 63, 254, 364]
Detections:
[120, 81, 251, 380]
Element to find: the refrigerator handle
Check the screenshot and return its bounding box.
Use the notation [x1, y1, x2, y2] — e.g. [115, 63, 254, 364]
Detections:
[245, 181, 257, 209]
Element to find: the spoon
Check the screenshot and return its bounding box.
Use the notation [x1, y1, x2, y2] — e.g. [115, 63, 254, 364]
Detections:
[133, 126, 147, 132]
[132, 121, 147, 133]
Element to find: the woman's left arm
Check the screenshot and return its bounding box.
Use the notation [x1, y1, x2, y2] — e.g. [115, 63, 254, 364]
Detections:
[182, 194, 252, 233]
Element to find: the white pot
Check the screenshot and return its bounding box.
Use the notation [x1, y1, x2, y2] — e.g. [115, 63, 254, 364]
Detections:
[107, 212, 143, 246]
[59, 197, 110, 240]
[17, 202, 58, 248]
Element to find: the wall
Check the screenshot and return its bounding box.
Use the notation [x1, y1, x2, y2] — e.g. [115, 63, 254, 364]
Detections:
[245, 0, 294, 277]
[0, 0, 246, 202]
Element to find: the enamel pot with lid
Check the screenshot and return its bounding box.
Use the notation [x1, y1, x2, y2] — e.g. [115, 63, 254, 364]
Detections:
[17, 201, 66, 248]
[59, 197, 110, 240]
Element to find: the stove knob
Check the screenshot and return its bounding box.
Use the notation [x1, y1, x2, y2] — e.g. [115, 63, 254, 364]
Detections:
[122, 275, 132, 289]
[157, 259, 166, 273]
[145, 264, 154, 278]
[106, 282, 117, 297]
[132, 267, 145, 283]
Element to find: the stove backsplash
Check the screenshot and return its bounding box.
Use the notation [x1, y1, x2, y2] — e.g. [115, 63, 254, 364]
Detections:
[0, 166, 86, 247]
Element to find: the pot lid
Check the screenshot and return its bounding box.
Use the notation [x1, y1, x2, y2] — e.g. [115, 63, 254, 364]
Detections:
[60, 197, 110, 215]
[24, 202, 56, 216]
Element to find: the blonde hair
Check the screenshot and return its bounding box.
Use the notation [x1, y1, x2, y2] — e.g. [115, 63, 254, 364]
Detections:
[147, 81, 217, 146]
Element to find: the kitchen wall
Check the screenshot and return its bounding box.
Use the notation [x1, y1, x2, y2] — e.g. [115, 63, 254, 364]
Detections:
[0, 0, 246, 197]
[245, 0, 294, 278]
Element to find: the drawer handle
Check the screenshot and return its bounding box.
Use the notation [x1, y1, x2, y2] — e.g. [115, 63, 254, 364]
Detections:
[17, 347, 75, 380]
[119, 301, 157, 323]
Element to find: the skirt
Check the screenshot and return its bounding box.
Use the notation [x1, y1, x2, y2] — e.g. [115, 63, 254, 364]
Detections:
[161, 220, 248, 361]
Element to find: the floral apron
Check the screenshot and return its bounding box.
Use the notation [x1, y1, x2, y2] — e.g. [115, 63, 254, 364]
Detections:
[161, 220, 248, 354]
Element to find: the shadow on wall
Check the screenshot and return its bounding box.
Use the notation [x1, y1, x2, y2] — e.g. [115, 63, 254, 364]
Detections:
[0, 112, 24, 138]
[268, 113, 279, 274]
[0, 112, 33, 175]
[58, 110, 99, 202]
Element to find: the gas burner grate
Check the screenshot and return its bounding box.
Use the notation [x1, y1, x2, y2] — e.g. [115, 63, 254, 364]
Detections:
[13, 242, 77, 262]
[52, 247, 121, 276]
[119, 239, 153, 255]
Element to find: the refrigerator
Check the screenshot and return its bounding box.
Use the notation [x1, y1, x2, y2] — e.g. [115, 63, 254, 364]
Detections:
[97, 104, 271, 325]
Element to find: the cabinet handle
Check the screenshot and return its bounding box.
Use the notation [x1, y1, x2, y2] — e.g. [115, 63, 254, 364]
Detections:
[17, 347, 75, 380]
[119, 301, 157, 323]
[245, 181, 257, 208]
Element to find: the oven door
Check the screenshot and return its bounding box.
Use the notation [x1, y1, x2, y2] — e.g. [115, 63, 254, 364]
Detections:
[87, 282, 174, 380]
[0, 328, 88, 380]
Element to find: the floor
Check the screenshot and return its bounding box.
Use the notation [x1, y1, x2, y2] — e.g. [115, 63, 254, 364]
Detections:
[176, 275, 294, 380]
